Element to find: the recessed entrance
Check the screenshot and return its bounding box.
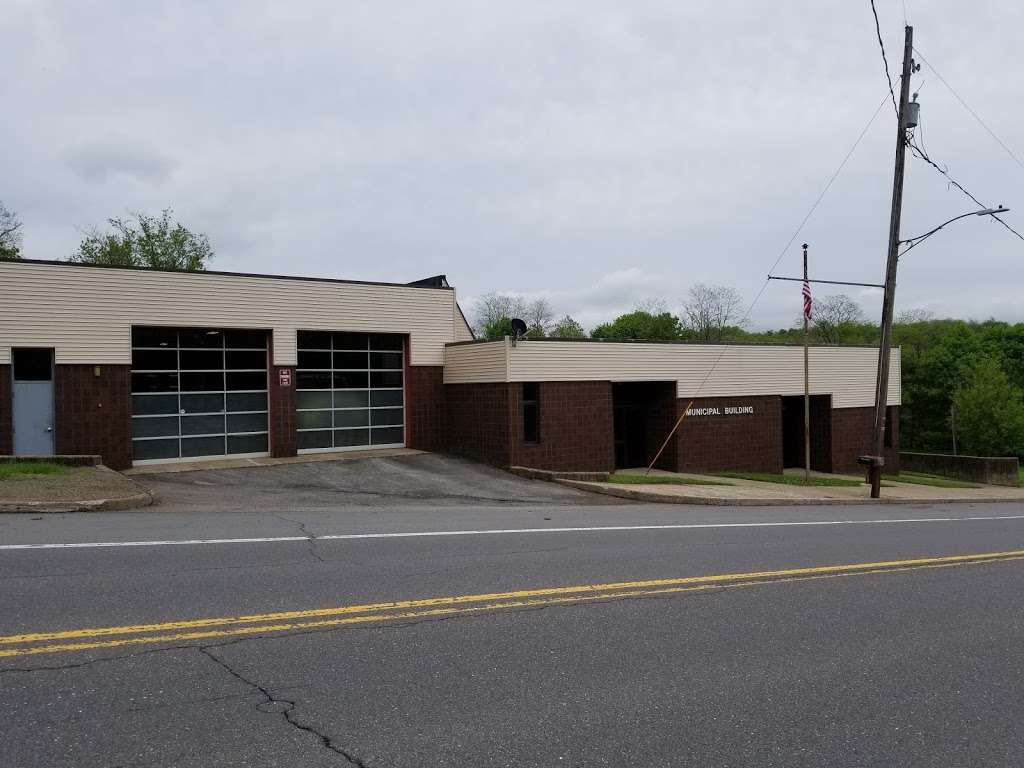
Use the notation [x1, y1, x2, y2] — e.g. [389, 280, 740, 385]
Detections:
[781, 394, 832, 472]
[612, 382, 677, 470]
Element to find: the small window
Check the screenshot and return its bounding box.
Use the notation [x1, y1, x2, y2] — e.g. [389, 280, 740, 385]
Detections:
[13, 349, 53, 381]
[884, 406, 895, 448]
[523, 383, 540, 443]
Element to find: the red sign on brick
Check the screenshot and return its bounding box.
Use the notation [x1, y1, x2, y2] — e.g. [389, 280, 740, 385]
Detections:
[278, 368, 292, 387]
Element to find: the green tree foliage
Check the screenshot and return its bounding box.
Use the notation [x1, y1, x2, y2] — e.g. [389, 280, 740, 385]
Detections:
[483, 317, 517, 340]
[70, 208, 213, 270]
[591, 310, 685, 341]
[482, 317, 545, 340]
[0, 201, 22, 259]
[469, 293, 553, 337]
[951, 356, 1024, 457]
[551, 315, 586, 338]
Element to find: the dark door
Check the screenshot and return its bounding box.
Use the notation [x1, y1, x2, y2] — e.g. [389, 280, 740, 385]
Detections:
[614, 403, 646, 469]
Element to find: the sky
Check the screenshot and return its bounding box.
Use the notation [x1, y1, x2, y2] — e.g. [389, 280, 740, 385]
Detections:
[4, 0, 1023, 331]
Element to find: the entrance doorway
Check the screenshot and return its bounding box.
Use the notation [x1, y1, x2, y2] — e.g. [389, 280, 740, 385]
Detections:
[781, 394, 832, 472]
[12, 348, 54, 456]
[612, 382, 677, 470]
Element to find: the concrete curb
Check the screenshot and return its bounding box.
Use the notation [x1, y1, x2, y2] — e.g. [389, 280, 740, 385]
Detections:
[508, 466, 610, 483]
[0, 466, 157, 514]
[555, 479, 1024, 506]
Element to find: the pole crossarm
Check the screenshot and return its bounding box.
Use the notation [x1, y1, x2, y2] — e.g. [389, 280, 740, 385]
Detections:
[768, 275, 885, 289]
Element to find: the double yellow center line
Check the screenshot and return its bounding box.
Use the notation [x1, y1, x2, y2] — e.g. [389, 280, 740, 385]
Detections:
[3, 549, 1022, 660]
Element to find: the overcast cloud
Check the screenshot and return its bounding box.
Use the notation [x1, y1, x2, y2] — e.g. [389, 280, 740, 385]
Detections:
[4, 0, 1023, 330]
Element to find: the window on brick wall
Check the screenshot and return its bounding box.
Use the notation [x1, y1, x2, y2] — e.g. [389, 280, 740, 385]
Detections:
[884, 406, 895, 448]
[523, 383, 540, 443]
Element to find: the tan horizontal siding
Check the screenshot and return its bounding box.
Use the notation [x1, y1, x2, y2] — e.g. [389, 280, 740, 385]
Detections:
[0, 262, 455, 366]
[454, 307, 475, 342]
[443, 340, 508, 383]
[485, 340, 899, 408]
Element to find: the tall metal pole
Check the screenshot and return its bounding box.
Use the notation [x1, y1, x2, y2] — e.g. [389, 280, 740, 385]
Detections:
[869, 25, 914, 499]
[803, 244, 811, 482]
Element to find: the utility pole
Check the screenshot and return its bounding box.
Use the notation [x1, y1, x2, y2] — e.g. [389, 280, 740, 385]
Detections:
[803, 244, 811, 482]
[868, 25, 914, 498]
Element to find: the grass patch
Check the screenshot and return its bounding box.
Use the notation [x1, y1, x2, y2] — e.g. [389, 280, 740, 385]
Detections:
[609, 473, 732, 486]
[0, 462, 67, 480]
[886, 472, 978, 489]
[712, 471, 862, 487]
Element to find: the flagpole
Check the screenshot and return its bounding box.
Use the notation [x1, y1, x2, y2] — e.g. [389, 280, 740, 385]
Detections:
[802, 244, 811, 482]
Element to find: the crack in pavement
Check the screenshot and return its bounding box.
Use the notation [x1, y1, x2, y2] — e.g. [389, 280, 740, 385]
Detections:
[276, 515, 325, 563]
[196, 645, 371, 767]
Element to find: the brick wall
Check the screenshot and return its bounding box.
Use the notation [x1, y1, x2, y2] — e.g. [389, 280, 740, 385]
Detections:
[406, 365, 445, 451]
[268, 365, 297, 458]
[445, 383, 513, 466]
[832, 405, 900, 474]
[675, 395, 783, 474]
[0, 364, 10, 455]
[54, 365, 132, 469]
[510, 381, 614, 472]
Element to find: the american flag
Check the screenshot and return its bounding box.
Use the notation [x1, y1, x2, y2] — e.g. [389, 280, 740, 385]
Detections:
[802, 279, 813, 320]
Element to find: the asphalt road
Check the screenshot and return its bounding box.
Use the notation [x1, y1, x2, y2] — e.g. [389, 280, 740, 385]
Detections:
[3, 492, 1024, 766]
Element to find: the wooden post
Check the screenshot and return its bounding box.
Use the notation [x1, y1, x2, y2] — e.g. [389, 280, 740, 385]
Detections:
[803, 244, 811, 482]
[869, 25, 914, 498]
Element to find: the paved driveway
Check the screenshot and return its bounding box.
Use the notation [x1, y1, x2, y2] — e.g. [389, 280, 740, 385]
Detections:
[141, 452, 612, 512]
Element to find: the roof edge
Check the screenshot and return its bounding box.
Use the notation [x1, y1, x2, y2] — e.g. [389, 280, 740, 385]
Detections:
[0, 258, 454, 291]
[445, 337, 890, 351]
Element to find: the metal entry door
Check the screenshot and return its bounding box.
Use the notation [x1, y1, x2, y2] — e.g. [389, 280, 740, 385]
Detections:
[12, 348, 55, 456]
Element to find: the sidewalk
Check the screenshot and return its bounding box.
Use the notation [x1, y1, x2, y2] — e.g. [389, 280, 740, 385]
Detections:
[558, 468, 1024, 506]
[0, 465, 155, 513]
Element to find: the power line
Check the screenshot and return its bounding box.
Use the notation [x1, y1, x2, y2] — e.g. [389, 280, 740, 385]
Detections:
[869, 0, 900, 117]
[692, 93, 891, 400]
[645, 92, 893, 467]
[765, 93, 889, 279]
[913, 47, 1024, 174]
[907, 137, 1024, 244]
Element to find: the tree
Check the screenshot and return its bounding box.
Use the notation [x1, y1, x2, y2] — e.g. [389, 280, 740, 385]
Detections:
[483, 317, 518, 340]
[470, 293, 556, 337]
[70, 208, 213, 270]
[591, 310, 684, 341]
[482, 315, 545, 340]
[806, 294, 866, 344]
[951, 356, 1024, 457]
[682, 284, 745, 341]
[524, 297, 554, 337]
[896, 308, 935, 325]
[470, 293, 527, 336]
[0, 201, 22, 259]
[551, 315, 585, 338]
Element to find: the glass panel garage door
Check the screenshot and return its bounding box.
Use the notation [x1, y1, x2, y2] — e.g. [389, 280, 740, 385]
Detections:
[131, 327, 269, 463]
[296, 331, 404, 452]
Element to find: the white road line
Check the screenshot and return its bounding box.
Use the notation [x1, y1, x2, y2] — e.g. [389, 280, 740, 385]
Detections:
[3, 514, 1024, 550]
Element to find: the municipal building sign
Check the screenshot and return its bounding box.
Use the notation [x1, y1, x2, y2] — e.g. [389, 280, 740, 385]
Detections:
[685, 405, 755, 417]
